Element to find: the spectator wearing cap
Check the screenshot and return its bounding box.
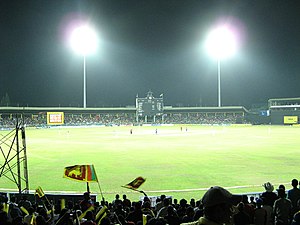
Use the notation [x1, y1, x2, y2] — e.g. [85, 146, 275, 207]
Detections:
[261, 182, 278, 208]
[288, 179, 300, 215]
[277, 184, 286, 191]
[273, 188, 292, 225]
[181, 186, 241, 225]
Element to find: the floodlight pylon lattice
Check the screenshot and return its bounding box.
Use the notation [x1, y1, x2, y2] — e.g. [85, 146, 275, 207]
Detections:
[0, 116, 29, 194]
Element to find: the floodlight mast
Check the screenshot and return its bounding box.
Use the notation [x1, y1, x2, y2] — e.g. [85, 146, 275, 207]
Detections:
[70, 25, 98, 108]
[205, 25, 237, 107]
[83, 55, 86, 108]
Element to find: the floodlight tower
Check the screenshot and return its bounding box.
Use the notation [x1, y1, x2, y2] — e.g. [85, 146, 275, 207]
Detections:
[70, 24, 98, 108]
[205, 25, 237, 107]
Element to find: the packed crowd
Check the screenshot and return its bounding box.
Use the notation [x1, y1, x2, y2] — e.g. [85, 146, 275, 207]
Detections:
[0, 112, 245, 129]
[1, 179, 300, 225]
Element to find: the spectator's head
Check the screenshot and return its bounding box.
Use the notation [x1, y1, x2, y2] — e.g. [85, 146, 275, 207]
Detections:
[83, 192, 90, 200]
[292, 179, 298, 188]
[237, 202, 245, 212]
[277, 184, 285, 191]
[277, 188, 286, 198]
[144, 196, 150, 203]
[242, 195, 249, 204]
[179, 198, 187, 207]
[134, 201, 142, 211]
[263, 182, 274, 192]
[201, 186, 241, 224]
[256, 198, 263, 207]
[167, 205, 175, 215]
[163, 198, 170, 207]
[143, 200, 151, 209]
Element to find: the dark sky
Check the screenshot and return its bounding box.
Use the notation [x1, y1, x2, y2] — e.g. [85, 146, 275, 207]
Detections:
[0, 1, 300, 108]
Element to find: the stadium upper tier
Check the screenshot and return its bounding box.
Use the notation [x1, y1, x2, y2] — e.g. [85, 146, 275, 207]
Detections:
[0, 106, 249, 114]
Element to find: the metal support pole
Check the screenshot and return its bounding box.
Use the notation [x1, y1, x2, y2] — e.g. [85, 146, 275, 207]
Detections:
[217, 59, 221, 107]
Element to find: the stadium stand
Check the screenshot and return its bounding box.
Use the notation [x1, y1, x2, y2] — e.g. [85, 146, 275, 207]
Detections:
[0, 182, 299, 225]
[0, 106, 248, 129]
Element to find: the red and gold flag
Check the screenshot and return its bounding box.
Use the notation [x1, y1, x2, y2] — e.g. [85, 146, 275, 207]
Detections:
[122, 176, 146, 190]
[63, 165, 98, 182]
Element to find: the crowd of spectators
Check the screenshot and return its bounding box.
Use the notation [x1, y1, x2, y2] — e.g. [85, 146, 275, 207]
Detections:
[162, 113, 245, 125]
[0, 112, 245, 129]
[1, 179, 300, 225]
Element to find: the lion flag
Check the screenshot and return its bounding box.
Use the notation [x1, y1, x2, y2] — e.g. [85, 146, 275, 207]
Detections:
[63, 165, 98, 182]
[122, 176, 146, 190]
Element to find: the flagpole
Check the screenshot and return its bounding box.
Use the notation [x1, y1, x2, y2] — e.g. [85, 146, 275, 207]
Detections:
[97, 180, 105, 202]
[92, 164, 105, 201]
[121, 187, 147, 197]
[87, 182, 90, 193]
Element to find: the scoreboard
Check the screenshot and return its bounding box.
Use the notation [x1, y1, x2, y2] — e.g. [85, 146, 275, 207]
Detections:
[47, 112, 64, 125]
[136, 92, 163, 116]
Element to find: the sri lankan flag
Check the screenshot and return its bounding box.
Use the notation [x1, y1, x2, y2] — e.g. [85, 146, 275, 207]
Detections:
[63, 165, 98, 182]
[122, 176, 146, 190]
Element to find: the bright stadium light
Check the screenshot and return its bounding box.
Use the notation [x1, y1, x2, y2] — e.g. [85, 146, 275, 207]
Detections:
[70, 24, 98, 108]
[205, 25, 237, 107]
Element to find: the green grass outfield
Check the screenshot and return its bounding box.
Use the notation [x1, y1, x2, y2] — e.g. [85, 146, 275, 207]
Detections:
[1, 124, 300, 202]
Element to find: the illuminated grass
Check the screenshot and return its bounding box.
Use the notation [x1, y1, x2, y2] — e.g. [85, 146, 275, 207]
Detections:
[0, 125, 299, 202]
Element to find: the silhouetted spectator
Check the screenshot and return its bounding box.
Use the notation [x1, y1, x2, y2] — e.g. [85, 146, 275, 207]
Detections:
[176, 199, 188, 219]
[142, 201, 155, 219]
[80, 192, 94, 213]
[253, 198, 267, 225]
[181, 186, 241, 225]
[156, 198, 170, 219]
[155, 195, 166, 213]
[233, 202, 251, 225]
[273, 188, 292, 225]
[164, 206, 180, 225]
[126, 201, 143, 224]
[181, 206, 195, 223]
[261, 182, 278, 207]
[288, 179, 300, 215]
[123, 194, 131, 209]
[112, 194, 123, 209]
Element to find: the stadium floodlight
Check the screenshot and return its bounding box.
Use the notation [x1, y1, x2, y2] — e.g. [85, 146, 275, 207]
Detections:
[70, 24, 98, 108]
[205, 25, 237, 107]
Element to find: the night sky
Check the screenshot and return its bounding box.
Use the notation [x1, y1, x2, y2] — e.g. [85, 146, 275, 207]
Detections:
[1, 1, 300, 108]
